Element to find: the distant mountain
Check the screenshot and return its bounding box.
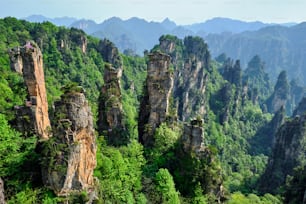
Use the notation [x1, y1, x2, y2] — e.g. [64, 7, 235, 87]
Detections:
[70, 19, 98, 33]
[23, 15, 297, 57]
[204, 22, 306, 83]
[69, 16, 289, 55]
[24, 15, 77, 27]
[184, 17, 270, 34]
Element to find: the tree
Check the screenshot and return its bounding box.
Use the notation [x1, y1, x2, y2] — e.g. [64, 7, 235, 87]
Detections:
[0, 114, 36, 177]
[155, 168, 180, 204]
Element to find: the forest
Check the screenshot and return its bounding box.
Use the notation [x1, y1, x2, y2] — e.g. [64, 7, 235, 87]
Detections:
[0, 17, 305, 204]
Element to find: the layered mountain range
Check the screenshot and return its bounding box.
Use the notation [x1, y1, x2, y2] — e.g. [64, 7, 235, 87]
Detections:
[24, 15, 306, 84]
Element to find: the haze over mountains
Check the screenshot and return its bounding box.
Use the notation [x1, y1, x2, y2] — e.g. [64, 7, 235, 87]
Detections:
[24, 15, 306, 83]
[24, 15, 294, 54]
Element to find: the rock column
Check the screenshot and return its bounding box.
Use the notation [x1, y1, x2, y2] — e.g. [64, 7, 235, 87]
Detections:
[9, 41, 51, 139]
[43, 91, 96, 196]
[138, 51, 173, 146]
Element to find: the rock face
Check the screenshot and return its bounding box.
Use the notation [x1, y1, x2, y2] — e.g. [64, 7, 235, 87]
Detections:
[97, 39, 126, 145]
[0, 177, 5, 204]
[259, 112, 306, 194]
[9, 41, 51, 139]
[98, 64, 126, 145]
[158, 35, 209, 121]
[181, 119, 205, 154]
[266, 70, 290, 114]
[243, 55, 272, 102]
[43, 91, 96, 196]
[176, 37, 209, 121]
[222, 59, 242, 88]
[98, 39, 122, 69]
[293, 97, 306, 116]
[138, 51, 174, 146]
[9, 47, 23, 74]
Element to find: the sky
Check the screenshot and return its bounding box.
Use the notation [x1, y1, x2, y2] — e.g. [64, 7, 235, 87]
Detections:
[1, 0, 306, 25]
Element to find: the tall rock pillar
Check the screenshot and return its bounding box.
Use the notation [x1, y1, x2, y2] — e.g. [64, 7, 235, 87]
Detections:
[9, 41, 51, 139]
[98, 64, 126, 145]
[42, 89, 96, 196]
[138, 51, 174, 146]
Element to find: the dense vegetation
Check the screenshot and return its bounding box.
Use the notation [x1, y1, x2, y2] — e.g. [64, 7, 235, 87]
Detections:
[0, 17, 304, 203]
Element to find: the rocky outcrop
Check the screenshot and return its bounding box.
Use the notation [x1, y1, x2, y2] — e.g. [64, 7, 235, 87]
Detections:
[9, 41, 51, 139]
[0, 177, 5, 204]
[181, 119, 205, 155]
[158, 36, 210, 121]
[42, 90, 96, 196]
[266, 70, 290, 114]
[9, 47, 23, 74]
[293, 97, 306, 116]
[222, 59, 242, 88]
[97, 39, 126, 145]
[243, 55, 272, 102]
[177, 119, 226, 202]
[98, 64, 126, 145]
[217, 83, 233, 124]
[138, 51, 174, 146]
[259, 112, 306, 194]
[98, 39, 122, 69]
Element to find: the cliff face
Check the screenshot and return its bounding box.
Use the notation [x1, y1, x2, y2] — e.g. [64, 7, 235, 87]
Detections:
[158, 36, 209, 121]
[98, 39, 122, 69]
[138, 51, 174, 146]
[43, 91, 96, 196]
[181, 119, 205, 155]
[293, 97, 306, 116]
[259, 110, 306, 194]
[98, 64, 126, 145]
[222, 59, 242, 88]
[97, 39, 126, 145]
[9, 41, 51, 139]
[266, 71, 290, 114]
[243, 55, 272, 103]
[0, 177, 5, 204]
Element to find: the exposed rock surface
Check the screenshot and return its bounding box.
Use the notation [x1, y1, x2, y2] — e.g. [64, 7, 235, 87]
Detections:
[158, 35, 210, 121]
[222, 59, 242, 88]
[293, 97, 306, 116]
[181, 119, 205, 155]
[9, 41, 51, 139]
[259, 112, 306, 194]
[0, 177, 5, 204]
[9, 47, 23, 74]
[217, 83, 233, 124]
[138, 51, 174, 146]
[243, 55, 272, 103]
[178, 119, 226, 202]
[98, 64, 126, 145]
[98, 39, 122, 69]
[266, 70, 290, 114]
[43, 90, 96, 196]
[97, 39, 126, 145]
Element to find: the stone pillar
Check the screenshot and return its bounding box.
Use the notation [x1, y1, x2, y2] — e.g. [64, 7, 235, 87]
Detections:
[43, 91, 96, 196]
[138, 51, 174, 146]
[9, 41, 51, 140]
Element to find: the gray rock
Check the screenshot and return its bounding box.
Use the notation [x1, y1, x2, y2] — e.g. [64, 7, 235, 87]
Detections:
[43, 92, 96, 197]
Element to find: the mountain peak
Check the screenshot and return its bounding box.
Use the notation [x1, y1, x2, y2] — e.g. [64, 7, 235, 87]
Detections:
[161, 18, 177, 30]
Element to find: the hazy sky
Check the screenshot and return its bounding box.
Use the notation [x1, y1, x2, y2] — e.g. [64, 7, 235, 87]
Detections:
[1, 0, 306, 24]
